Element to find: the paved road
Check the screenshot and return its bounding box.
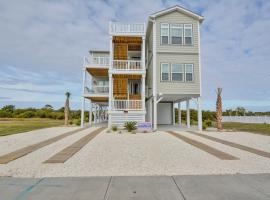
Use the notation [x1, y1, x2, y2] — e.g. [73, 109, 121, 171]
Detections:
[1, 174, 269, 200]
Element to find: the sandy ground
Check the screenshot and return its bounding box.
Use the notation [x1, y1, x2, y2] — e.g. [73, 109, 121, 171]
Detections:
[0, 127, 270, 177]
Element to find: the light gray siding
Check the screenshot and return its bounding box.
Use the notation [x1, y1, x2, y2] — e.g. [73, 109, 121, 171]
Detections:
[155, 11, 199, 54]
[150, 10, 201, 95]
[146, 25, 153, 97]
[157, 53, 200, 94]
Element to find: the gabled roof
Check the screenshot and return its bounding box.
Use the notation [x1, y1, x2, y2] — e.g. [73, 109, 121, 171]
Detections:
[149, 5, 204, 23]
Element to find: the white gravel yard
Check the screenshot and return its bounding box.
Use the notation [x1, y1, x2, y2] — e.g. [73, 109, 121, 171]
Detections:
[0, 127, 78, 155]
[0, 127, 270, 177]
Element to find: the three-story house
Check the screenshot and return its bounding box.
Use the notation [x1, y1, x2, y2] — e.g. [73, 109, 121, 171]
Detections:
[81, 5, 204, 131]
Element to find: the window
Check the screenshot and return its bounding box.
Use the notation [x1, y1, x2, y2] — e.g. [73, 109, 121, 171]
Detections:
[184, 24, 192, 45]
[185, 64, 193, 82]
[161, 23, 169, 45]
[171, 64, 184, 81]
[161, 63, 170, 81]
[170, 24, 183, 45]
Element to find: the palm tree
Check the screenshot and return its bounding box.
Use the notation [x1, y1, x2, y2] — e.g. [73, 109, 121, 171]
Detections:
[215, 87, 223, 130]
[64, 92, 71, 126]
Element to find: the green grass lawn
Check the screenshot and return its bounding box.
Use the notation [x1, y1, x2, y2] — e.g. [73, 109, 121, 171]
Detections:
[222, 122, 270, 136]
[0, 118, 64, 136]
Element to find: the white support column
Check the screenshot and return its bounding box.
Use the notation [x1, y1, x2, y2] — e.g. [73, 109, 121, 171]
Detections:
[142, 36, 145, 70]
[178, 102, 181, 126]
[153, 96, 157, 131]
[98, 105, 101, 123]
[80, 68, 86, 127]
[173, 102, 175, 125]
[80, 98, 85, 127]
[142, 74, 145, 110]
[109, 36, 113, 70]
[197, 97, 202, 131]
[149, 98, 153, 123]
[152, 20, 157, 131]
[94, 103, 97, 124]
[89, 100, 92, 126]
[186, 99, 190, 128]
[109, 74, 113, 110]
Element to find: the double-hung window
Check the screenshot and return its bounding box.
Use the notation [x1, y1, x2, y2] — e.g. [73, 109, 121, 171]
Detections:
[185, 64, 194, 82]
[184, 24, 192, 45]
[171, 64, 184, 81]
[170, 24, 183, 45]
[161, 63, 170, 81]
[161, 23, 169, 45]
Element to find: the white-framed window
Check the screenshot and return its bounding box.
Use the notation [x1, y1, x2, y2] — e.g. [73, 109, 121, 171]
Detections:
[161, 23, 169, 45]
[184, 24, 192, 45]
[171, 64, 184, 81]
[161, 63, 170, 81]
[170, 24, 183, 45]
[185, 64, 194, 82]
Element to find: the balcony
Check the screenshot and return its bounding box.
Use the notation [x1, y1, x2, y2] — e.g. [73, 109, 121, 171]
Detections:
[84, 56, 110, 68]
[112, 60, 143, 71]
[84, 86, 109, 95]
[109, 22, 145, 36]
[112, 100, 142, 111]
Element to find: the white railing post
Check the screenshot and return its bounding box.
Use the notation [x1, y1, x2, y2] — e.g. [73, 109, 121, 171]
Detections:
[142, 74, 145, 110]
[109, 36, 113, 70]
[142, 36, 145, 70]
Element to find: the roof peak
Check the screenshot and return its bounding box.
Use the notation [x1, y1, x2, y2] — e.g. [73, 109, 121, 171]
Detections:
[149, 5, 204, 22]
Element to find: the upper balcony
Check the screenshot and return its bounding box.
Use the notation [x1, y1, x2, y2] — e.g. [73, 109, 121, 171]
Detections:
[84, 51, 109, 77]
[109, 22, 145, 36]
[84, 55, 109, 68]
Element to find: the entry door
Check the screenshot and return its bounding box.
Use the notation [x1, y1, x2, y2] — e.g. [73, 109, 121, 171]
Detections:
[157, 103, 173, 124]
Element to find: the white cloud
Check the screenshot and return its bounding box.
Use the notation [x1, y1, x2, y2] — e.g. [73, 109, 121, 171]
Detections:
[0, 0, 269, 110]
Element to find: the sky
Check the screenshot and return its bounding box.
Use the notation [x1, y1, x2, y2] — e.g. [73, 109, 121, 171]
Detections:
[0, 0, 269, 111]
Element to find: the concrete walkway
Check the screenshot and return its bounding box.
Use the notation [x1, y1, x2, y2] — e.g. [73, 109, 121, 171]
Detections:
[1, 174, 269, 200]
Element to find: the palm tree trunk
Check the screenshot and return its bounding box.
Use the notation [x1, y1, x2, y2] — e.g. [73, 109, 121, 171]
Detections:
[64, 99, 69, 126]
[216, 88, 223, 130]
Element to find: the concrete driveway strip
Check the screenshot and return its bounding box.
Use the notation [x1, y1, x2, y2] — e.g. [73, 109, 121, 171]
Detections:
[0, 127, 89, 164]
[166, 131, 238, 160]
[188, 131, 270, 159]
[44, 127, 106, 163]
[173, 174, 270, 200]
[106, 176, 185, 200]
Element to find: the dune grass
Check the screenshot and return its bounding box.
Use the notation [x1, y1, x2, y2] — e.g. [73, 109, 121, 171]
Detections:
[222, 122, 270, 136]
[0, 118, 64, 136]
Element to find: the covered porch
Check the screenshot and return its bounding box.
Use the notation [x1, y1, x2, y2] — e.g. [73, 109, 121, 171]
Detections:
[146, 94, 202, 131]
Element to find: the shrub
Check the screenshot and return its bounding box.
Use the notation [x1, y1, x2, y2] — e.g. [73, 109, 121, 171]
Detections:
[204, 119, 212, 127]
[35, 110, 47, 118]
[0, 110, 12, 118]
[202, 122, 207, 130]
[111, 125, 118, 132]
[124, 121, 137, 132]
[18, 111, 35, 118]
[72, 119, 80, 126]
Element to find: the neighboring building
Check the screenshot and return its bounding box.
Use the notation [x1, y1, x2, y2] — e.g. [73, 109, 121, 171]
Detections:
[81, 5, 204, 131]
